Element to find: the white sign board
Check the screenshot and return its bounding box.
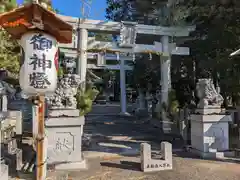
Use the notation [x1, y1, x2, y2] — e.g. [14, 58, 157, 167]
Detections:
[19, 32, 58, 96]
[119, 21, 137, 48]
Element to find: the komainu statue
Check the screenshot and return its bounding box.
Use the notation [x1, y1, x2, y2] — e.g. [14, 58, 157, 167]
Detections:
[46, 74, 81, 109]
[196, 79, 223, 108]
[46, 57, 82, 109]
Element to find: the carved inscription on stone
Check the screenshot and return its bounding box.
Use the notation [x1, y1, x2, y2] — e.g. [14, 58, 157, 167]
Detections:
[146, 163, 170, 169]
[53, 132, 74, 155]
[140, 142, 173, 172]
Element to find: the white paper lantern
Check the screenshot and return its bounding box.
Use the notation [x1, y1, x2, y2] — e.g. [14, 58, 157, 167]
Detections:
[19, 32, 58, 96]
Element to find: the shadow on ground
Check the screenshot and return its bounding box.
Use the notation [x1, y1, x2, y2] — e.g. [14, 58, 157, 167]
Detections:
[84, 115, 240, 165]
[83, 115, 185, 158]
[100, 161, 141, 171]
[173, 150, 240, 164]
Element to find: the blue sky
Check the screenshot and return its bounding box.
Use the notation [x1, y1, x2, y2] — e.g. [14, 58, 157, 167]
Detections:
[16, 0, 107, 20]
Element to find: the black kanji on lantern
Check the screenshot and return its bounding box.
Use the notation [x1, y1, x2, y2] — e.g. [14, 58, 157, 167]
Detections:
[30, 34, 53, 50]
[29, 72, 51, 89]
[29, 53, 52, 71]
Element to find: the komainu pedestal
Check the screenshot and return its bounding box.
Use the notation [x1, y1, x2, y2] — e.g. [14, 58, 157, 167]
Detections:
[190, 79, 233, 158]
[45, 109, 87, 170]
[0, 163, 8, 180]
[45, 64, 87, 169]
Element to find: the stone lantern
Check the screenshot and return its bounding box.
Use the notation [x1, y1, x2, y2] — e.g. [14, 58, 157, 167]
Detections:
[0, 2, 73, 179]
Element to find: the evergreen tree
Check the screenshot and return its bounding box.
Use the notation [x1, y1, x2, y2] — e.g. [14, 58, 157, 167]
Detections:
[0, 0, 58, 79]
[106, 0, 240, 106]
[0, 0, 19, 77]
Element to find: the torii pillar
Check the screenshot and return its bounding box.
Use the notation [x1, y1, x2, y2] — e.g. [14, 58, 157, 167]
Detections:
[160, 36, 171, 107]
[77, 26, 88, 88]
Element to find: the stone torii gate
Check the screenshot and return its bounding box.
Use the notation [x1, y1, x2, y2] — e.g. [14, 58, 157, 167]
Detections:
[58, 14, 195, 115]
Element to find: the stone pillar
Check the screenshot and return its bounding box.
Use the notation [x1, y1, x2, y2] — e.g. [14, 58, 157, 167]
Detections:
[32, 104, 38, 138]
[1, 95, 7, 112]
[138, 89, 145, 109]
[160, 36, 171, 106]
[179, 108, 190, 145]
[120, 58, 128, 115]
[77, 28, 88, 87]
[160, 36, 172, 132]
[0, 163, 8, 180]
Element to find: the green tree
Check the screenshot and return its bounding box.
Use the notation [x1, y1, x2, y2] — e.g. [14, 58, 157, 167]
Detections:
[106, 0, 240, 107]
[0, 0, 20, 77]
[94, 33, 112, 41]
[180, 0, 240, 106]
[0, 0, 59, 79]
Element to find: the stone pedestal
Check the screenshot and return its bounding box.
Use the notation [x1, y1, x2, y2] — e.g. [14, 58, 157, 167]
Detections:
[0, 163, 8, 180]
[45, 109, 87, 170]
[190, 107, 233, 158]
[162, 111, 172, 133]
[179, 108, 191, 145]
[140, 142, 172, 172]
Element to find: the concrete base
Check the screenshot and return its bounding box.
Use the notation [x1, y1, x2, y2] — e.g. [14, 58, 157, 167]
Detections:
[195, 106, 223, 114]
[162, 121, 172, 133]
[46, 109, 86, 170]
[191, 112, 232, 152]
[188, 147, 235, 159]
[190, 108, 233, 158]
[119, 112, 132, 117]
[140, 142, 173, 172]
[54, 159, 87, 170]
[0, 164, 9, 180]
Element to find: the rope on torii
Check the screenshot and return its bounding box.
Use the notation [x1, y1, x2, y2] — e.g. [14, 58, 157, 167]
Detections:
[87, 69, 102, 80]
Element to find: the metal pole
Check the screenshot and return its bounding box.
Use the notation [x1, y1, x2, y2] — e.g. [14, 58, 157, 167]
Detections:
[36, 95, 46, 180]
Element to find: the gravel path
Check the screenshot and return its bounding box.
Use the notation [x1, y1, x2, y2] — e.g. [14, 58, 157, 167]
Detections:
[47, 156, 240, 180]
[48, 114, 240, 180]
[11, 111, 240, 180]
